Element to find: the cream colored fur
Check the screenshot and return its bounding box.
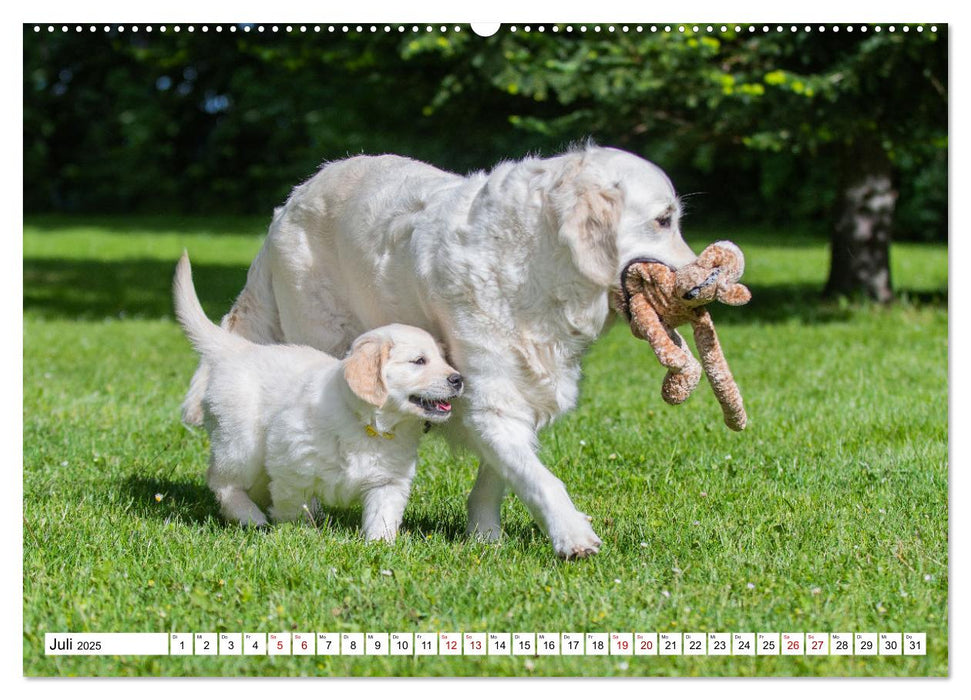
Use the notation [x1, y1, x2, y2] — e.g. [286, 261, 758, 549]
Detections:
[182, 145, 696, 558]
[174, 253, 462, 541]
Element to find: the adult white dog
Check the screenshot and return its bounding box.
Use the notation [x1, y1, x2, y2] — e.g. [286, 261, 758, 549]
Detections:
[183, 145, 696, 558]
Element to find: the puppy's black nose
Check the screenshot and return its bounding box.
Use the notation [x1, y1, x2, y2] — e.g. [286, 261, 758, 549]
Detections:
[448, 373, 464, 390]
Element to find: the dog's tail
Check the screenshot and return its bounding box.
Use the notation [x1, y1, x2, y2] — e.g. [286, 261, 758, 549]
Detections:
[173, 252, 242, 359]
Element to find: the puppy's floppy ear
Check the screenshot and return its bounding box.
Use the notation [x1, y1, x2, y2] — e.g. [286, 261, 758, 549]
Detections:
[550, 161, 623, 287]
[343, 337, 390, 407]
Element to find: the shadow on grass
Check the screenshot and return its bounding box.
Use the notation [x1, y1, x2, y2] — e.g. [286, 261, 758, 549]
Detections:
[402, 509, 469, 542]
[120, 474, 469, 541]
[25, 258, 249, 320]
[711, 283, 945, 325]
[26, 256, 947, 325]
[24, 213, 269, 237]
[25, 216, 831, 251]
[686, 224, 829, 250]
[121, 475, 221, 526]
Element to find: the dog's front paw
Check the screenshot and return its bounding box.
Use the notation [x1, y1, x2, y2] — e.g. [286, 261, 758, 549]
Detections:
[550, 513, 602, 560]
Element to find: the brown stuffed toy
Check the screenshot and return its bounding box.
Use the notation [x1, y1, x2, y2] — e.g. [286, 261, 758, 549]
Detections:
[617, 241, 751, 431]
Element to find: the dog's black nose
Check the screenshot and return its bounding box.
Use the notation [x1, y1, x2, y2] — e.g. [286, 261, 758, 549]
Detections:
[448, 373, 464, 390]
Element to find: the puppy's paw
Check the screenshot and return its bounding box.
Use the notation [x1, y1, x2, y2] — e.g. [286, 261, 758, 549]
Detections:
[550, 514, 602, 560]
[235, 511, 269, 529]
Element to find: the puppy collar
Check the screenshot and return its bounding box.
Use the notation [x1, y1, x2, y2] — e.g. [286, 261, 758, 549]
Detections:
[365, 424, 395, 440]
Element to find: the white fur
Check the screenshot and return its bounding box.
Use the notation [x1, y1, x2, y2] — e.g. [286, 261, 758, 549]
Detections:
[174, 253, 462, 541]
[182, 145, 696, 558]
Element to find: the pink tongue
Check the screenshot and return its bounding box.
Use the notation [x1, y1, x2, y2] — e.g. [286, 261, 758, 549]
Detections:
[436, 401, 451, 412]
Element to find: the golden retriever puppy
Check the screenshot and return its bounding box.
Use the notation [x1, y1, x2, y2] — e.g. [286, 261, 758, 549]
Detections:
[173, 252, 462, 541]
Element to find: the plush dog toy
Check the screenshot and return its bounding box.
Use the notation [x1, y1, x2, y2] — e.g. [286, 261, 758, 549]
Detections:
[618, 241, 751, 431]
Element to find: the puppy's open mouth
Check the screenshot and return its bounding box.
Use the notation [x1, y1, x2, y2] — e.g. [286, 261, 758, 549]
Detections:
[409, 395, 453, 417]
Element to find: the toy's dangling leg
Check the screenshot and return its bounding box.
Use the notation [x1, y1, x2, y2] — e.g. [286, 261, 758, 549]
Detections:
[692, 309, 747, 431]
[628, 293, 702, 404]
[660, 328, 702, 404]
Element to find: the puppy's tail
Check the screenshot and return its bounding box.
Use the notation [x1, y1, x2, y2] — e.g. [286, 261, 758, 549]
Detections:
[173, 252, 242, 358]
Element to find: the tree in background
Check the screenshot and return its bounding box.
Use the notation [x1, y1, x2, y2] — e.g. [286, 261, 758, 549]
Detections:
[408, 25, 947, 301]
[24, 25, 947, 301]
[23, 29, 552, 215]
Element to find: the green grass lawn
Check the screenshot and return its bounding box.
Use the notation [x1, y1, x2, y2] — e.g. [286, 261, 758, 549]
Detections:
[22, 215, 948, 676]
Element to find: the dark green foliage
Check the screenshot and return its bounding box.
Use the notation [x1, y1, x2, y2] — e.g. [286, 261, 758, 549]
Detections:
[23, 27, 550, 214]
[24, 25, 946, 240]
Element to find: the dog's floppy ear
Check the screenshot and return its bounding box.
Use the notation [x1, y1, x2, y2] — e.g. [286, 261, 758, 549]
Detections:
[551, 162, 623, 287]
[344, 336, 390, 407]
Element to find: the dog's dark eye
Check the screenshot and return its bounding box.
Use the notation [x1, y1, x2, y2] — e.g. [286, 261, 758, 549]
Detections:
[412, 357, 427, 366]
[656, 215, 672, 229]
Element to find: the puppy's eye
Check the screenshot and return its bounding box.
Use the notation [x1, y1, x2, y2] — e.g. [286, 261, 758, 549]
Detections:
[411, 357, 427, 366]
[656, 215, 672, 229]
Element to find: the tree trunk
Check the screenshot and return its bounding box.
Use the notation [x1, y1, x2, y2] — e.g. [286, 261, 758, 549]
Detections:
[824, 141, 897, 302]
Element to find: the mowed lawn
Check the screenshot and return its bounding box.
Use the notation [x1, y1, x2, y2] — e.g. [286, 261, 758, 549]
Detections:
[22, 215, 948, 677]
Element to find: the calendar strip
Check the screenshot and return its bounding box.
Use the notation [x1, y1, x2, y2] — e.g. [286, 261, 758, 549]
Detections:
[45, 632, 927, 657]
[45, 633, 169, 655]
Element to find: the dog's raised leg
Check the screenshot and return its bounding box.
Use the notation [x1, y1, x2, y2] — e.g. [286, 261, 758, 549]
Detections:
[465, 412, 601, 559]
